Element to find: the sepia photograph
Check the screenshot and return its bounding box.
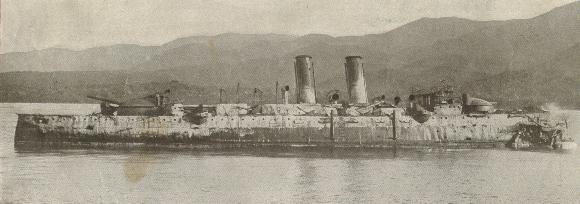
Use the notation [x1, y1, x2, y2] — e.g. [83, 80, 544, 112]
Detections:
[1, 0, 579, 203]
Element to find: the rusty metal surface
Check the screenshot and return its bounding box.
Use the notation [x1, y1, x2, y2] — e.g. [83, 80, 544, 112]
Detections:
[14, 112, 531, 149]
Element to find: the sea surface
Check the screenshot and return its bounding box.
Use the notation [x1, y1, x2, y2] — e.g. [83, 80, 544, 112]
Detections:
[1, 103, 579, 203]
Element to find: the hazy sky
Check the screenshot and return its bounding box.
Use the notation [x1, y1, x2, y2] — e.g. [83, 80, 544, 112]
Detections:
[1, 0, 577, 53]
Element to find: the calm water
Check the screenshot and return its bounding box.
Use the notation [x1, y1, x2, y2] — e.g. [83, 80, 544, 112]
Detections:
[1, 105, 579, 203]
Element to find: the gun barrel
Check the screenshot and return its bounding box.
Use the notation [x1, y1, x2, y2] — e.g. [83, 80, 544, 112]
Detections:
[86, 95, 121, 105]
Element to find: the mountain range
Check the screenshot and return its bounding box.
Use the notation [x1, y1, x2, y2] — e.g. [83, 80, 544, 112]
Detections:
[1, 1, 579, 108]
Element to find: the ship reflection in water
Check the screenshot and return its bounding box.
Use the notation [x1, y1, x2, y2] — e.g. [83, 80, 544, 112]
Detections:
[1, 147, 580, 203]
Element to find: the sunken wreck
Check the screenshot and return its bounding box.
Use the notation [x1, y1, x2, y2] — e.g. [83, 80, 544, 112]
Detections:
[14, 55, 576, 150]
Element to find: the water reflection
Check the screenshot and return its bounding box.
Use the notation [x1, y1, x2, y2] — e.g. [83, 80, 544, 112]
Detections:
[124, 154, 156, 183]
[295, 158, 318, 202]
[342, 159, 366, 203]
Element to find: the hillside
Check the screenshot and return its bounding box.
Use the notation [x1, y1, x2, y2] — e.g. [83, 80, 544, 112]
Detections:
[0, 1, 578, 108]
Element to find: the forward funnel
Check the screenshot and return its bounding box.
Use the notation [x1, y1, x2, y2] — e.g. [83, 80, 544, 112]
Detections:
[294, 55, 316, 104]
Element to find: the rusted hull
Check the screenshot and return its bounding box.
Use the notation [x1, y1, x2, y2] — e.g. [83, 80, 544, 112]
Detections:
[14, 113, 530, 149]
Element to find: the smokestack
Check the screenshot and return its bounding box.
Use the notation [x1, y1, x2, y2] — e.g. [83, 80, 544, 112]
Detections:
[294, 55, 316, 104]
[344, 56, 368, 104]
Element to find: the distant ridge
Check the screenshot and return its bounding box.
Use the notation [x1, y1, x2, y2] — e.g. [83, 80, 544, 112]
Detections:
[1, 1, 579, 108]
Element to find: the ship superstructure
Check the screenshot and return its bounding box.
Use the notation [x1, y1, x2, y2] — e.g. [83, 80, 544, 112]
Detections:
[14, 56, 575, 150]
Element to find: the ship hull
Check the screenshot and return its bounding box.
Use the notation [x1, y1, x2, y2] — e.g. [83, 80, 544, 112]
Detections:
[14, 113, 531, 149]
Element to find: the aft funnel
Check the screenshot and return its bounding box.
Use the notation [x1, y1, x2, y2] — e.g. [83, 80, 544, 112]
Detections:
[344, 56, 368, 104]
[294, 55, 316, 104]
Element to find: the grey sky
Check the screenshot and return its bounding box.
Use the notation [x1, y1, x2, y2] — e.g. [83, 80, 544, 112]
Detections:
[1, 0, 577, 53]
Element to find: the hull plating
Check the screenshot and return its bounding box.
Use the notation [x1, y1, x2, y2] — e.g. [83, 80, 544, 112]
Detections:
[14, 114, 527, 149]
